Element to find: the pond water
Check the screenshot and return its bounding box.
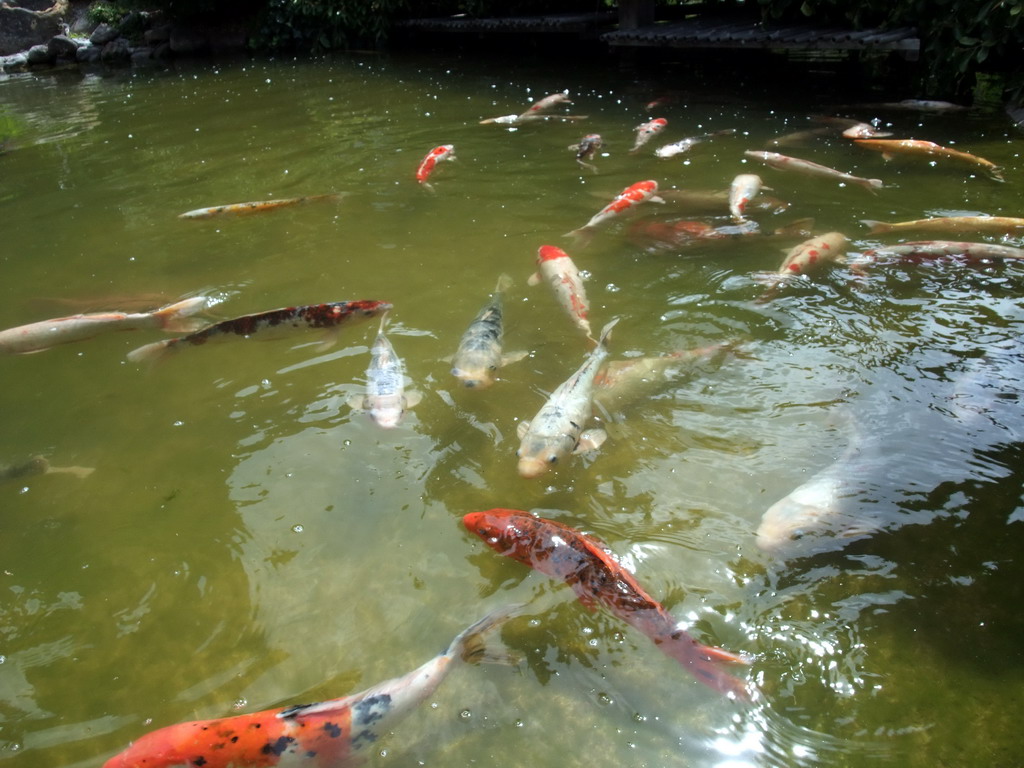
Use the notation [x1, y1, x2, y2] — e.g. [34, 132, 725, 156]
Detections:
[1, 49, 1022, 768]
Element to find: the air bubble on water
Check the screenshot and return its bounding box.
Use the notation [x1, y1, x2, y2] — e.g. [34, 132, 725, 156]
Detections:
[292, 525, 304, 533]
[233, 698, 247, 710]
[459, 709, 472, 719]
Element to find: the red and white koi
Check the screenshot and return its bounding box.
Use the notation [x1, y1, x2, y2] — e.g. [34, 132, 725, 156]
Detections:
[851, 240, 1024, 274]
[415, 144, 455, 189]
[349, 313, 420, 428]
[450, 274, 526, 389]
[566, 179, 664, 241]
[630, 117, 667, 153]
[527, 245, 592, 339]
[101, 605, 518, 768]
[463, 509, 749, 699]
[0, 297, 210, 355]
[756, 232, 849, 302]
[570, 133, 603, 172]
[178, 194, 343, 219]
[853, 138, 1003, 181]
[515, 318, 618, 479]
[126, 300, 391, 364]
[744, 150, 884, 192]
[728, 173, 765, 222]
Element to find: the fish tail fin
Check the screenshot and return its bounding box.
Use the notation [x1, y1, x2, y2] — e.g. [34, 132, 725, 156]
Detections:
[658, 630, 751, 700]
[564, 227, 594, 248]
[494, 273, 513, 294]
[449, 604, 524, 665]
[596, 317, 619, 349]
[861, 178, 884, 193]
[859, 219, 890, 234]
[127, 339, 174, 365]
[153, 297, 211, 333]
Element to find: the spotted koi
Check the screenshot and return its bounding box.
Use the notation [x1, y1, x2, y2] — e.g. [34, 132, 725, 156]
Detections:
[728, 173, 765, 223]
[462, 509, 749, 699]
[101, 605, 519, 768]
[415, 144, 455, 189]
[566, 180, 663, 242]
[527, 245, 591, 340]
[756, 232, 849, 302]
[570, 133, 603, 172]
[630, 117, 667, 153]
[126, 300, 391, 364]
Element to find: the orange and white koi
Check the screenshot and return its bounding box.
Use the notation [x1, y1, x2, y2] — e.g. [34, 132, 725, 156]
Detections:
[654, 128, 735, 158]
[840, 122, 893, 139]
[853, 138, 1003, 181]
[527, 245, 591, 339]
[463, 509, 749, 699]
[515, 319, 618, 478]
[178, 194, 342, 219]
[851, 240, 1024, 274]
[349, 313, 420, 428]
[756, 231, 849, 302]
[520, 92, 572, 116]
[861, 216, 1024, 237]
[0, 297, 210, 355]
[570, 133, 603, 172]
[744, 150, 884, 192]
[415, 144, 455, 188]
[450, 274, 526, 389]
[728, 173, 765, 222]
[126, 300, 391, 364]
[630, 117, 667, 153]
[566, 179, 663, 241]
[101, 605, 518, 768]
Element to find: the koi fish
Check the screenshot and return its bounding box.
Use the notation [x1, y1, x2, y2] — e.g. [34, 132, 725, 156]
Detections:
[744, 150, 883, 192]
[628, 217, 813, 252]
[755, 232, 849, 302]
[520, 92, 572, 116]
[853, 138, 1003, 181]
[630, 118, 667, 153]
[126, 300, 391, 364]
[566, 180, 663, 241]
[0, 297, 211, 355]
[515, 318, 618, 478]
[840, 122, 893, 139]
[570, 133, 603, 172]
[101, 605, 519, 768]
[462, 509, 749, 699]
[728, 173, 765, 222]
[0, 455, 94, 484]
[450, 274, 526, 389]
[479, 114, 588, 127]
[178, 194, 342, 219]
[658, 188, 790, 217]
[654, 128, 735, 158]
[851, 240, 1024, 274]
[527, 245, 591, 340]
[348, 313, 420, 428]
[861, 216, 1024, 237]
[851, 99, 969, 112]
[415, 144, 455, 189]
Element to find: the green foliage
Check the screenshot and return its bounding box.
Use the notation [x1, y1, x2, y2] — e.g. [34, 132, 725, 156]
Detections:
[251, 0, 408, 51]
[87, 1, 130, 25]
[757, 0, 1024, 100]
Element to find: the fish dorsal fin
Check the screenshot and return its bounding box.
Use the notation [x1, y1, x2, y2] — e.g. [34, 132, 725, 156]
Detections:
[500, 350, 529, 366]
[277, 692, 361, 721]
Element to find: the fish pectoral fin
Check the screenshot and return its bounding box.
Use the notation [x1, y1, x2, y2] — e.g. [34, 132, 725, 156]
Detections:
[516, 420, 530, 440]
[314, 330, 341, 352]
[650, 195, 666, 204]
[404, 390, 423, 409]
[574, 428, 607, 453]
[346, 395, 367, 411]
[500, 350, 529, 366]
[527, 271, 542, 287]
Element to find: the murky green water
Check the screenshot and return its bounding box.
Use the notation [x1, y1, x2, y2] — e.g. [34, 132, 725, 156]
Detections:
[1, 50, 1023, 768]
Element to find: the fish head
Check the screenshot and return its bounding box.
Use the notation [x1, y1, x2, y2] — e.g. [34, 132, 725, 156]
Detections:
[463, 508, 543, 565]
[369, 401, 405, 428]
[537, 244, 569, 265]
[452, 365, 495, 389]
[516, 433, 572, 478]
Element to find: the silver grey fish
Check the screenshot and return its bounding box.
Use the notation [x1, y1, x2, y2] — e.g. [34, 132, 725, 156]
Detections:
[350, 313, 420, 428]
[516, 318, 618, 478]
[450, 274, 525, 389]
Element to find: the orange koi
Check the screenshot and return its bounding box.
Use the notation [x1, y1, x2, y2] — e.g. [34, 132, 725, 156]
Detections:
[178, 194, 342, 219]
[415, 144, 455, 189]
[853, 138, 1003, 181]
[463, 509, 749, 699]
[102, 605, 518, 768]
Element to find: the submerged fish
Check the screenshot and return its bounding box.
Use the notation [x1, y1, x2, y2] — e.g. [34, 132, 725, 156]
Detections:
[416, 144, 455, 189]
[450, 274, 525, 389]
[102, 605, 519, 768]
[0, 297, 211, 355]
[861, 216, 1024, 237]
[630, 117, 667, 153]
[853, 138, 1003, 181]
[126, 300, 391, 364]
[655, 128, 735, 158]
[851, 240, 1024, 273]
[527, 245, 592, 340]
[178, 194, 342, 219]
[463, 509, 749, 699]
[658, 188, 790, 217]
[744, 150, 883, 192]
[570, 133, 603, 172]
[728, 173, 766, 222]
[628, 216, 813, 252]
[349, 313, 420, 428]
[0, 455, 94, 484]
[566, 180, 663, 241]
[520, 92, 572, 116]
[515, 318, 617, 478]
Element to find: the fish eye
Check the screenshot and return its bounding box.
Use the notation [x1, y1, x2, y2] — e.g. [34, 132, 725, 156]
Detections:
[547, 455, 559, 464]
[791, 530, 805, 541]
[515, 449, 522, 458]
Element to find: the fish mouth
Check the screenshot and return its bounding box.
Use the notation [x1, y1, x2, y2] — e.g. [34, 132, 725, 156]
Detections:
[516, 457, 548, 479]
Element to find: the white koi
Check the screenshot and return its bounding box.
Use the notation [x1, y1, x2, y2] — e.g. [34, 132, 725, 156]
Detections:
[520, 92, 571, 116]
[349, 313, 420, 428]
[744, 150, 884, 192]
[654, 128, 735, 158]
[516, 318, 619, 478]
[728, 173, 765, 222]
